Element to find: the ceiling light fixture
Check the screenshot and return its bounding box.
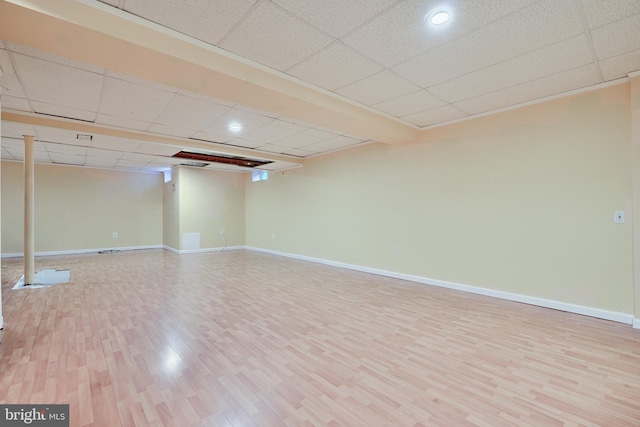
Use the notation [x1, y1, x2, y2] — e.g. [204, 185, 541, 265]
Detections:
[228, 123, 242, 132]
[427, 10, 450, 25]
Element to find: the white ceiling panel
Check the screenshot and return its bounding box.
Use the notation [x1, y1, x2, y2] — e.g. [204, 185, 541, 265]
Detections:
[178, 89, 235, 107]
[287, 42, 383, 91]
[95, 114, 151, 131]
[278, 128, 336, 148]
[34, 126, 90, 145]
[84, 156, 119, 168]
[154, 94, 230, 130]
[272, 0, 398, 38]
[401, 104, 468, 127]
[146, 124, 194, 138]
[258, 144, 291, 154]
[283, 148, 316, 157]
[31, 101, 97, 122]
[4, 41, 104, 74]
[1, 121, 37, 138]
[3, 146, 23, 158]
[455, 64, 600, 115]
[234, 104, 279, 118]
[393, 0, 584, 88]
[582, 0, 640, 29]
[1, 147, 16, 159]
[342, 0, 539, 68]
[115, 159, 149, 169]
[142, 164, 171, 172]
[91, 135, 141, 152]
[591, 15, 640, 60]
[304, 135, 361, 152]
[49, 152, 85, 165]
[189, 131, 234, 144]
[599, 49, 640, 81]
[201, 108, 274, 135]
[428, 36, 594, 103]
[34, 150, 51, 163]
[97, 0, 119, 6]
[86, 147, 123, 159]
[12, 53, 104, 111]
[44, 143, 88, 155]
[123, 0, 257, 45]
[220, 1, 333, 71]
[259, 160, 300, 171]
[336, 70, 419, 106]
[2, 96, 31, 112]
[226, 138, 266, 149]
[242, 119, 308, 143]
[0, 49, 27, 98]
[134, 142, 180, 156]
[99, 77, 176, 122]
[103, 70, 180, 93]
[372, 90, 446, 117]
[120, 152, 157, 163]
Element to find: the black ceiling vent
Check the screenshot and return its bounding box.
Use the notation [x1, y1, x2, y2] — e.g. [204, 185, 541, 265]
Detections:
[172, 151, 272, 168]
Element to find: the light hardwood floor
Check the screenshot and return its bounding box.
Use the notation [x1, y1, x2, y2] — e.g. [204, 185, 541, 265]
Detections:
[1, 249, 639, 426]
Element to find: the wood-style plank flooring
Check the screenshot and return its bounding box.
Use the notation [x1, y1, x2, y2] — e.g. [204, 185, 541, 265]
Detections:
[1, 249, 639, 426]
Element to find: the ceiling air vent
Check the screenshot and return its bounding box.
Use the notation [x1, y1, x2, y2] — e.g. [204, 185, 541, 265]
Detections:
[181, 161, 208, 168]
[172, 151, 272, 168]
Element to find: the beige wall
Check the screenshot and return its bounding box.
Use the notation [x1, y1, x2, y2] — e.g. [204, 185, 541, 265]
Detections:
[163, 167, 180, 250]
[178, 166, 245, 249]
[632, 75, 640, 318]
[1, 161, 163, 253]
[246, 84, 634, 314]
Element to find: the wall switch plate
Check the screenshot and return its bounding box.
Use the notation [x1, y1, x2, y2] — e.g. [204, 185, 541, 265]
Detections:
[220, 229, 224, 236]
[614, 211, 625, 223]
[113, 232, 118, 238]
[392, 244, 399, 255]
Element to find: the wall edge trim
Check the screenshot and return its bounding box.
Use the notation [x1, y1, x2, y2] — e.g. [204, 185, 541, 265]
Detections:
[246, 246, 634, 326]
[1, 245, 163, 258]
[633, 318, 640, 329]
[165, 246, 246, 255]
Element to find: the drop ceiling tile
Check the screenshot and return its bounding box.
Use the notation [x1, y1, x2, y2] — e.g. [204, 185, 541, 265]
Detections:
[272, 0, 397, 38]
[146, 124, 194, 138]
[336, 70, 420, 106]
[3, 147, 23, 158]
[49, 152, 85, 165]
[99, 77, 176, 123]
[95, 114, 151, 131]
[1, 96, 31, 112]
[225, 138, 265, 149]
[34, 126, 90, 145]
[428, 36, 593, 103]
[591, 15, 640, 60]
[303, 135, 361, 152]
[104, 70, 179, 93]
[120, 152, 157, 162]
[12, 53, 103, 111]
[257, 144, 291, 154]
[201, 108, 274, 135]
[178, 89, 235, 107]
[287, 42, 383, 91]
[1, 147, 16, 160]
[220, 1, 333, 71]
[1, 137, 33, 150]
[283, 148, 316, 157]
[154, 94, 230, 130]
[242, 119, 308, 143]
[156, 157, 185, 165]
[372, 90, 446, 117]
[1, 121, 37, 139]
[582, 0, 640, 29]
[34, 150, 51, 163]
[599, 49, 640, 81]
[44, 143, 88, 155]
[31, 101, 97, 122]
[84, 156, 119, 168]
[141, 164, 170, 173]
[234, 104, 279, 118]
[86, 147, 123, 159]
[401, 104, 468, 127]
[91, 135, 141, 152]
[343, 0, 539, 68]
[97, 0, 119, 6]
[0, 49, 27, 98]
[115, 159, 149, 169]
[124, 0, 257, 45]
[5, 41, 104, 74]
[393, 0, 583, 88]
[454, 64, 600, 115]
[189, 131, 234, 144]
[134, 142, 181, 156]
[278, 128, 336, 148]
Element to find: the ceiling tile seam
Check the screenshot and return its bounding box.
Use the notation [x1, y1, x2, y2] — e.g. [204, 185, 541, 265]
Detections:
[572, 0, 604, 82]
[5, 49, 36, 117]
[215, 0, 264, 46]
[303, 140, 375, 160]
[371, 88, 451, 115]
[147, 90, 181, 133]
[332, 0, 404, 41]
[418, 33, 596, 95]
[331, 68, 419, 102]
[94, 68, 110, 126]
[399, 102, 469, 121]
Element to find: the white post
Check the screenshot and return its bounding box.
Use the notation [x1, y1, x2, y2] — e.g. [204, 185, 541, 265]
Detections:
[23, 135, 35, 285]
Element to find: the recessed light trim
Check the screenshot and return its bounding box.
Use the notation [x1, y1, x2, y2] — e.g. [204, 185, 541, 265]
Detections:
[427, 10, 450, 25]
[228, 123, 242, 132]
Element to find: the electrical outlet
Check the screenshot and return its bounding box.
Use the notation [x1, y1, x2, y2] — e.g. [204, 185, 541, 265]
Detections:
[220, 229, 224, 236]
[113, 232, 118, 238]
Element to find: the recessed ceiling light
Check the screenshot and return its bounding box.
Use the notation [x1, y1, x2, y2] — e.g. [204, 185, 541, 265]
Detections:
[427, 10, 450, 25]
[228, 123, 242, 132]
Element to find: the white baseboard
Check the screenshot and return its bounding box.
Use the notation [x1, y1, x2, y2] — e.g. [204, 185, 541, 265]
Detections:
[0, 316, 3, 330]
[1, 245, 163, 258]
[246, 246, 634, 326]
[162, 245, 246, 255]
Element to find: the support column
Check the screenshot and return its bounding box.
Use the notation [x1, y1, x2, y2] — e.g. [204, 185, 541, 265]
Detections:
[23, 135, 35, 285]
[631, 73, 640, 329]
